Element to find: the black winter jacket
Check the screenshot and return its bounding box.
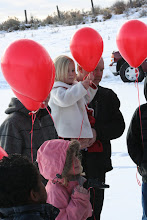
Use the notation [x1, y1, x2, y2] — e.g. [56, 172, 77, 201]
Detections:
[127, 77, 147, 182]
[0, 203, 59, 220]
[127, 103, 147, 181]
[127, 106, 144, 166]
[0, 98, 58, 162]
[89, 85, 125, 173]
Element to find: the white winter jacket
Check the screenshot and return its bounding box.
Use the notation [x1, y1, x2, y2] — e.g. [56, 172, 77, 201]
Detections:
[49, 81, 98, 138]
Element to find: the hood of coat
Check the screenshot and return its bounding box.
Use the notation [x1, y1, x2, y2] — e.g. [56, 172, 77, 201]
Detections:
[37, 139, 70, 180]
[5, 97, 51, 118]
[5, 97, 30, 115]
[144, 77, 147, 101]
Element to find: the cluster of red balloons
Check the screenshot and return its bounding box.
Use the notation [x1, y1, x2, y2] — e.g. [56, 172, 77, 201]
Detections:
[1, 39, 55, 111]
[1, 21, 146, 112]
[116, 19, 147, 68]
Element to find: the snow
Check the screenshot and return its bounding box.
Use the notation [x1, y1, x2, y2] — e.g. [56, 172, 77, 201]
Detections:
[0, 10, 147, 219]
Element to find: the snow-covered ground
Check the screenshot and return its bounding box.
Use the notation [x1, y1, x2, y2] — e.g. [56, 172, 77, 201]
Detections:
[0, 11, 146, 219]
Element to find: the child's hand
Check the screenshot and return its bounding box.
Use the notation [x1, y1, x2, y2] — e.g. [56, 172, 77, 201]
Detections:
[75, 185, 89, 194]
[81, 78, 90, 90]
[87, 72, 94, 81]
[82, 72, 94, 89]
[87, 72, 94, 86]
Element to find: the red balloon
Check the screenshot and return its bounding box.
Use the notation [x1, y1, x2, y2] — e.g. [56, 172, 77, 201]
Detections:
[12, 63, 55, 111]
[1, 39, 55, 102]
[0, 146, 8, 160]
[70, 27, 103, 72]
[116, 20, 147, 68]
[12, 89, 42, 111]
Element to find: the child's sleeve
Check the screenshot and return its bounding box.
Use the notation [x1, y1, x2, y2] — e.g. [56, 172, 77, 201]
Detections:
[51, 82, 87, 107]
[47, 185, 92, 220]
[85, 83, 98, 104]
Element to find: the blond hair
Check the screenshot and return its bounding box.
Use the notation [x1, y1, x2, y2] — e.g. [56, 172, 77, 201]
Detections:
[54, 55, 74, 82]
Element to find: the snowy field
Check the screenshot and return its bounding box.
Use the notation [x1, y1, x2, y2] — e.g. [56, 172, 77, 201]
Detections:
[0, 10, 147, 219]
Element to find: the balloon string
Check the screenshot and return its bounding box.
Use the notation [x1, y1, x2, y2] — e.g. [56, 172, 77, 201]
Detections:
[135, 68, 144, 146]
[29, 112, 36, 162]
[83, 74, 89, 81]
[78, 73, 93, 139]
[78, 106, 87, 140]
[136, 166, 141, 187]
[83, 73, 90, 98]
[30, 130, 33, 162]
[44, 105, 66, 140]
[78, 88, 91, 140]
[135, 68, 143, 187]
[44, 106, 57, 128]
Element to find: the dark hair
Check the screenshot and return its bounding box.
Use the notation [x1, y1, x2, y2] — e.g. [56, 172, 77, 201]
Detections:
[0, 154, 40, 208]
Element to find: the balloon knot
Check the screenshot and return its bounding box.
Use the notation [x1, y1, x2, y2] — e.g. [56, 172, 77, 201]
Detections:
[28, 110, 38, 116]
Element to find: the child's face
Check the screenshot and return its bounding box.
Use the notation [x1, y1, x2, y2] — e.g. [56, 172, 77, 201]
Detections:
[68, 153, 83, 176]
[64, 61, 76, 85]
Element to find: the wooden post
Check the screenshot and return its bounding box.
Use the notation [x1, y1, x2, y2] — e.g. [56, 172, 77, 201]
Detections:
[91, 0, 95, 14]
[138, 0, 141, 7]
[24, 10, 28, 24]
[56, 5, 61, 18]
[129, 0, 133, 7]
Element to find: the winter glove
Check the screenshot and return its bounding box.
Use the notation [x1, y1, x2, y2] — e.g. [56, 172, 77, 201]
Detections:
[75, 185, 89, 195]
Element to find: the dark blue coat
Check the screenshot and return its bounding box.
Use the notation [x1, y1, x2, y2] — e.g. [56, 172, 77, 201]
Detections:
[0, 203, 59, 220]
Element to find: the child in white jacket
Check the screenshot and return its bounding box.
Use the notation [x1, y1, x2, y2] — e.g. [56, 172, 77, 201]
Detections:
[49, 55, 97, 140]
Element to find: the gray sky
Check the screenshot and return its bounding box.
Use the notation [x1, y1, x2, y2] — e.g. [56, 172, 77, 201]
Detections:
[0, 0, 129, 22]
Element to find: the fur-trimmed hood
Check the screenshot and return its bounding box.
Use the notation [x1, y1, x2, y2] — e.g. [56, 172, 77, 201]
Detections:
[37, 139, 80, 181]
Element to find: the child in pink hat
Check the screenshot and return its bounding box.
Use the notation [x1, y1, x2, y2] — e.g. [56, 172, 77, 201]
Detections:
[37, 139, 92, 220]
